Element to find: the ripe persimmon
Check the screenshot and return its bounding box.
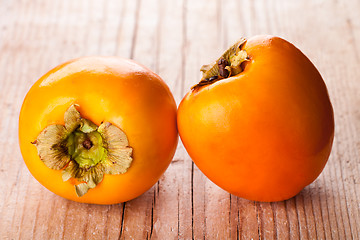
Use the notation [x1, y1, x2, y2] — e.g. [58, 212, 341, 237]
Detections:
[177, 36, 334, 202]
[19, 57, 178, 204]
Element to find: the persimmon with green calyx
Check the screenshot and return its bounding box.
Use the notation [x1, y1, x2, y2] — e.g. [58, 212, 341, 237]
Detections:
[177, 35, 334, 202]
[19, 56, 178, 204]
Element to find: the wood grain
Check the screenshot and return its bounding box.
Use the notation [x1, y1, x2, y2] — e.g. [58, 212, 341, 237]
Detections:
[0, 0, 359, 239]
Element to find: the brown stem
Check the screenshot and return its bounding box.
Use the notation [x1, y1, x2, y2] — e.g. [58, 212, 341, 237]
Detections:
[82, 138, 93, 150]
[218, 58, 229, 78]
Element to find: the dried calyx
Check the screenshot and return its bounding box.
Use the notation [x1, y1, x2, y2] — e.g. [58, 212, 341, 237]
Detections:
[32, 104, 133, 197]
[192, 38, 249, 90]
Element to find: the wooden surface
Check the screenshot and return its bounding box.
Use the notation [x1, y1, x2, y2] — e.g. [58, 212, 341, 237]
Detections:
[1, 0, 360, 239]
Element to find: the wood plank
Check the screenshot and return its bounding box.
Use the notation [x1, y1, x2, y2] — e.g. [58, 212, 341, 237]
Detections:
[143, 0, 193, 239]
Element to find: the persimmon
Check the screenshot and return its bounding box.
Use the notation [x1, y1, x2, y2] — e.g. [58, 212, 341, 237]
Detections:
[177, 36, 334, 202]
[19, 56, 178, 204]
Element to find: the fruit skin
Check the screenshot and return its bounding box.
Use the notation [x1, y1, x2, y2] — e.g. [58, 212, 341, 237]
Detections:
[177, 35, 334, 202]
[19, 56, 178, 204]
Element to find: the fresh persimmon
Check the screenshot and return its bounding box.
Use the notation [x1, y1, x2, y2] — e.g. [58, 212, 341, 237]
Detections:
[19, 56, 178, 204]
[177, 36, 334, 202]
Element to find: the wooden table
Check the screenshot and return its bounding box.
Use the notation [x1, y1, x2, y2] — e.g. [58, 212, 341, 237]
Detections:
[1, 0, 359, 239]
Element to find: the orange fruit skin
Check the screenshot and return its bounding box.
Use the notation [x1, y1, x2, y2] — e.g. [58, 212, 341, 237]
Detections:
[177, 35, 334, 202]
[19, 57, 178, 204]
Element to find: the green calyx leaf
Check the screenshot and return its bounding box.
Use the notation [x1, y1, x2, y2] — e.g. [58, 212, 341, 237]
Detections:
[33, 104, 133, 197]
[67, 130, 106, 168]
[33, 125, 70, 170]
[98, 122, 133, 175]
[192, 38, 249, 90]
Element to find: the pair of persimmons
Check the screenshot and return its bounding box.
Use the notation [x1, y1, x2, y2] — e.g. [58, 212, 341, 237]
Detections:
[19, 35, 334, 204]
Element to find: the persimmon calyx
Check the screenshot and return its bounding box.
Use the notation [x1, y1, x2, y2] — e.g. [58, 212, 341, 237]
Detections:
[32, 104, 133, 197]
[192, 38, 249, 90]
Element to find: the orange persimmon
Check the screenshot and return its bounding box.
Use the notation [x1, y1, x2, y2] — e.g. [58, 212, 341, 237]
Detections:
[177, 36, 334, 202]
[19, 56, 178, 204]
